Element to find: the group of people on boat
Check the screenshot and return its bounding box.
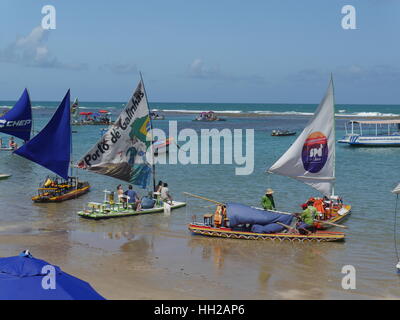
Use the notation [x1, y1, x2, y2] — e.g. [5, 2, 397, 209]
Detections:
[75, 112, 111, 125]
[259, 188, 344, 234]
[0, 137, 18, 150]
[195, 111, 223, 121]
[115, 180, 173, 211]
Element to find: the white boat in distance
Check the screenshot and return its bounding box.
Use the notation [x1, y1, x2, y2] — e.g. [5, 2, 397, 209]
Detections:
[338, 119, 400, 146]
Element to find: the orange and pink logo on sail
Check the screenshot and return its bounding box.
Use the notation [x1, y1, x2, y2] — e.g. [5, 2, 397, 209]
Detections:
[301, 131, 328, 173]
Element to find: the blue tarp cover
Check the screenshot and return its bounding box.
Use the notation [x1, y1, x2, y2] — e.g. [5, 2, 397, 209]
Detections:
[0, 254, 105, 300]
[226, 202, 294, 233]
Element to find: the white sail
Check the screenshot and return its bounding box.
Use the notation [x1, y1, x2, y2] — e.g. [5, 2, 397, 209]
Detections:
[77, 80, 153, 189]
[392, 183, 400, 194]
[268, 77, 335, 196]
[71, 98, 79, 123]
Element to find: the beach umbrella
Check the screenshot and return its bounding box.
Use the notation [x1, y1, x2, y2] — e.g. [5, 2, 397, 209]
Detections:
[0, 251, 105, 300]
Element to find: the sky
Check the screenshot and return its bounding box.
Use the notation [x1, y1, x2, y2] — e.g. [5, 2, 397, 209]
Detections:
[0, 0, 399, 104]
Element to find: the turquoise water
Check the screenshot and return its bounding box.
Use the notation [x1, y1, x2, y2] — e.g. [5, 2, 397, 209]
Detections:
[1, 102, 400, 298]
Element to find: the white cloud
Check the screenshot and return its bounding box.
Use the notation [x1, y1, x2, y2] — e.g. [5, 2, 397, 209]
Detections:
[0, 26, 87, 70]
[188, 58, 219, 79]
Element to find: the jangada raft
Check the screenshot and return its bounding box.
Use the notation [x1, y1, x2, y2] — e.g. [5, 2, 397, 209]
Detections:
[188, 201, 345, 242]
[78, 192, 185, 220]
[267, 75, 351, 229]
[33, 177, 90, 203]
[14, 90, 90, 202]
[76, 75, 186, 218]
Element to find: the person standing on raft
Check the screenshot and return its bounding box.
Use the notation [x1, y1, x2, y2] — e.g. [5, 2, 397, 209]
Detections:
[261, 188, 276, 210]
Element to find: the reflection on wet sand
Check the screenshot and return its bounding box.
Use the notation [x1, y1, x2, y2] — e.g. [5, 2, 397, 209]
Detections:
[187, 235, 347, 299]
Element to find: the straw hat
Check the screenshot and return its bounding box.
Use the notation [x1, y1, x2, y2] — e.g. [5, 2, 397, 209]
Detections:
[265, 188, 274, 195]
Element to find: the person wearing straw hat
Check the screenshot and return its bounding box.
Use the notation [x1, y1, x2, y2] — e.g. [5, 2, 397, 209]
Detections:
[261, 188, 276, 210]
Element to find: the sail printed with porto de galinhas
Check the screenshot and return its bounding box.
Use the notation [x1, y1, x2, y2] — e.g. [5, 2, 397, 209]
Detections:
[77, 80, 152, 188]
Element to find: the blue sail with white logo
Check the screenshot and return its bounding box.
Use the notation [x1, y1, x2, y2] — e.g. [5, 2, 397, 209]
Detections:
[14, 90, 71, 180]
[0, 89, 32, 141]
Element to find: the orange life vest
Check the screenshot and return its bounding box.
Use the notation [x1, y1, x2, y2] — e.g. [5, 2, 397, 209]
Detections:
[214, 205, 223, 227]
[313, 199, 325, 214]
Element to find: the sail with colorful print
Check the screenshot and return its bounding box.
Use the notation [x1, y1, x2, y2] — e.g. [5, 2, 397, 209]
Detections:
[268, 77, 335, 196]
[75, 76, 186, 220]
[71, 98, 80, 124]
[267, 76, 352, 229]
[77, 79, 153, 189]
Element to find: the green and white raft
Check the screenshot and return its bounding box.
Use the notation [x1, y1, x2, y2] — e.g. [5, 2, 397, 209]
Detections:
[77, 200, 186, 220]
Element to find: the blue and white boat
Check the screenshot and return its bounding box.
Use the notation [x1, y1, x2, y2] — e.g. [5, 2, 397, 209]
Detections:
[338, 119, 400, 146]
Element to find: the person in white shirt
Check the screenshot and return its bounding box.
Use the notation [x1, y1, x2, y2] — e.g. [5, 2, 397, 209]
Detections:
[160, 183, 173, 204]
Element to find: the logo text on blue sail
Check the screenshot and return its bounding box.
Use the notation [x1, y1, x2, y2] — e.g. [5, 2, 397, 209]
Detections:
[0, 119, 31, 128]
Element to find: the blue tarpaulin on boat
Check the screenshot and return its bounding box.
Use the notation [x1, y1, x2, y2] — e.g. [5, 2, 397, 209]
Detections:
[0, 89, 32, 141]
[14, 90, 71, 180]
[0, 252, 105, 300]
[226, 203, 294, 233]
[251, 223, 287, 234]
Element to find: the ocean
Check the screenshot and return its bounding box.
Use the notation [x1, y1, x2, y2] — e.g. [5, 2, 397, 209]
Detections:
[1, 100, 400, 299]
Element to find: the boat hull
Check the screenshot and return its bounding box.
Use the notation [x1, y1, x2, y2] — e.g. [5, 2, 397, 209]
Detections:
[78, 201, 186, 219]
[0, 174, 11, 180]
[271, 133, 296, 136]
[32, 183, 90, 202]
[344, 135, 400, 147]
[188, 224, 345, 242]
[315, 204, 351, 230]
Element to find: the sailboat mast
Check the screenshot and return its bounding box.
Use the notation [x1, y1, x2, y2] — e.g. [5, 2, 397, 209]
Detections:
[139, 72, 156, 193]
[68, 90, 73, 179]
[331, 74, 336, 198]
[26, 87, 33, 143]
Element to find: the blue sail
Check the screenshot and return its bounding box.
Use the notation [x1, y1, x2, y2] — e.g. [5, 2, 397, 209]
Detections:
[14, 90, 71, 180]
[0, 89, 32, 141]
